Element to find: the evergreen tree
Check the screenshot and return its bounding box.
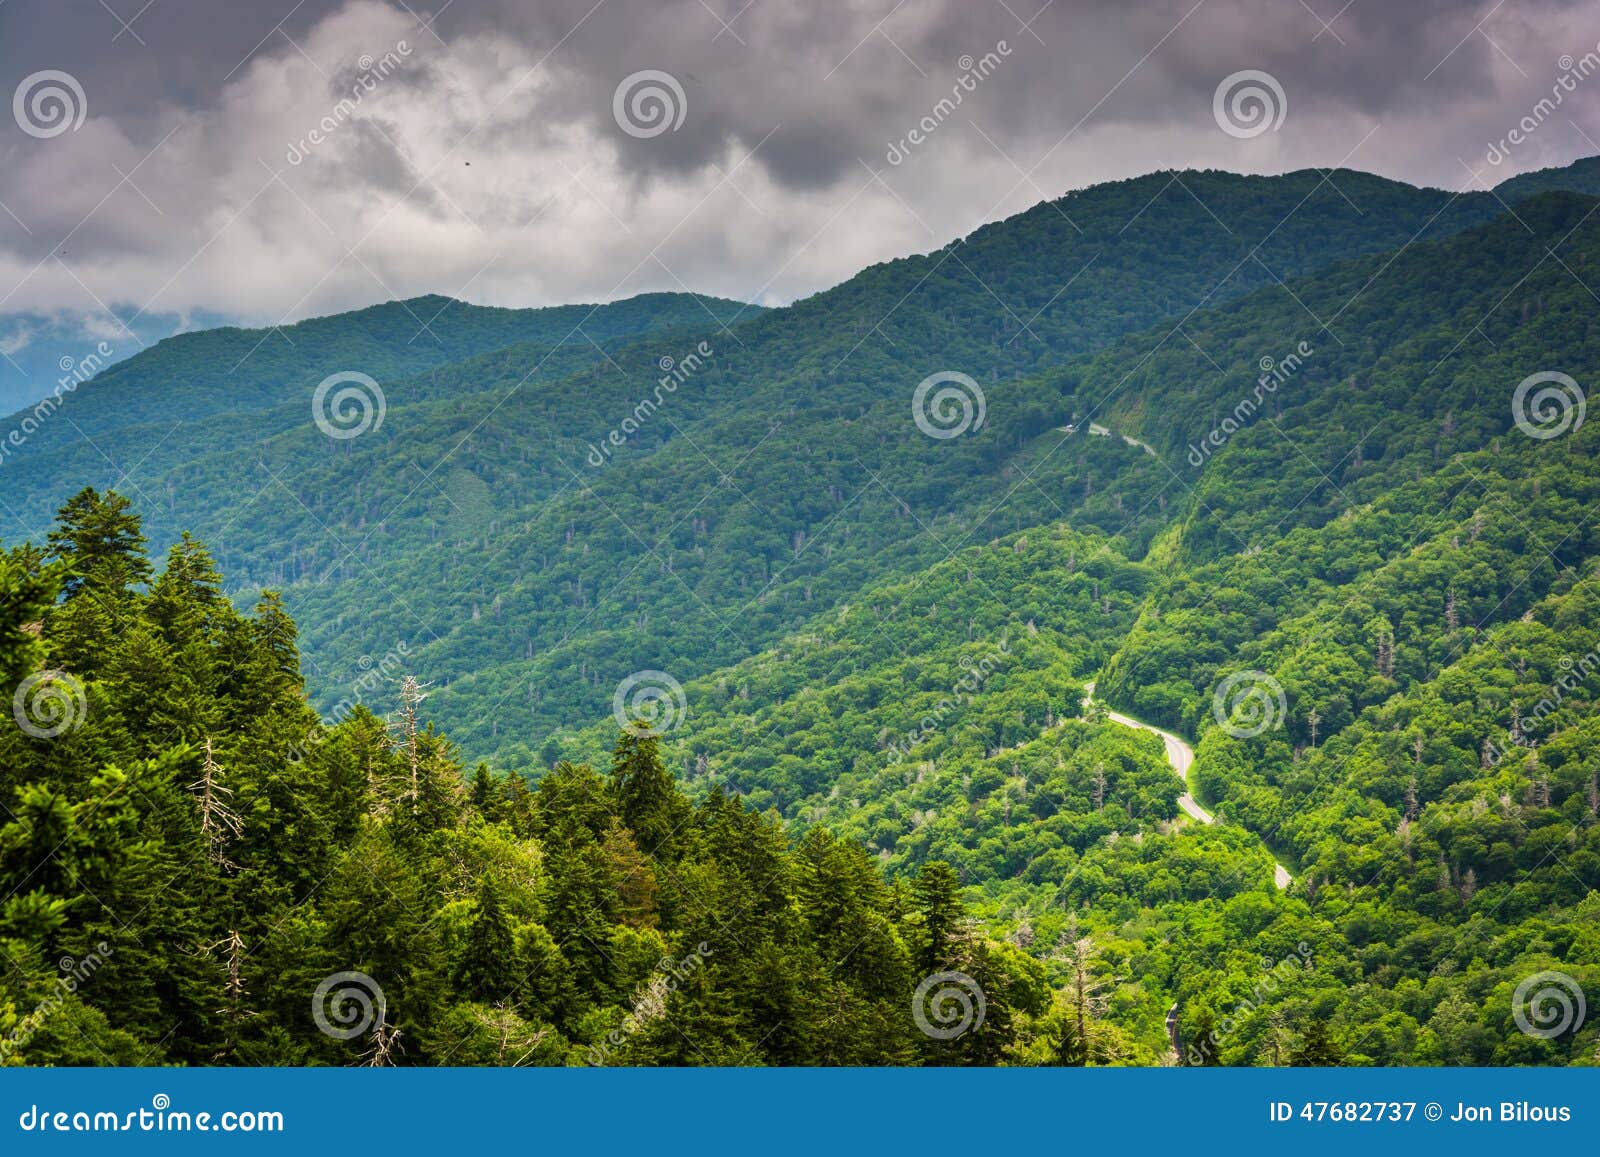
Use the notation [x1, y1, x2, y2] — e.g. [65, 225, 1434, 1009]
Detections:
[0, 542, 57, 688]
[456, 877, 516, 1002]
[910, 860, 963, 972]
[1291, 1020, 1345, 1066]
[147, 534, 226, 646]
[46, 488, 151, 598]
[470, 763, 495, 815]
[609, 728, 686, 857]
[600, 819, 659, 930]
[42, 489, 151, 675]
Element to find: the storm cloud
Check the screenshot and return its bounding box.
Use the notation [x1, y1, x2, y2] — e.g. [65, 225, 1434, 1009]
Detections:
[0, 0, 1596, 385]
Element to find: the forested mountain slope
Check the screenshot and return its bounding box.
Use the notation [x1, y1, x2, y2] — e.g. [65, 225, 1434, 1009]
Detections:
[0, 495, 1071, 1066]
[172, 171, 1600, 746]
[6, 164, 1589, 752]
[1093, 191, 1600, 729]
[0, 293, 757, 544]
[6, 291, 755, 445]
[521, 185, 1600, 1065]
[1495, 154, 1600, 201]
[6, 160, 1600, 1068]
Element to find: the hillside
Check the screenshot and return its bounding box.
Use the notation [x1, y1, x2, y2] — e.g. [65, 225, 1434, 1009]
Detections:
[0, 505, 1069, 1065]
[0, 291, 758, 547]
[9, 291, 758, 444]
[532, 186, 1600, 1062]
[7, 163, 1583, 755]
[1495, 155, 1600, 201]
[5, 159, 1600, 1067]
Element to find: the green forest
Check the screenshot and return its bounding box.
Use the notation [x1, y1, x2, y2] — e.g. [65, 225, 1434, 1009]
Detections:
[3, 158, 1599, 1066]
[0, 490, 1116, 1065]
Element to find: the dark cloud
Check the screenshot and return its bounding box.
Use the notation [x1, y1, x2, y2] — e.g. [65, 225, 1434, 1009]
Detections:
[0, 0, 1595, 393]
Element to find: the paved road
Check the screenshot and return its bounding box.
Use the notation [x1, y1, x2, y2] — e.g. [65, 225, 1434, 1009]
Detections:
[1057, 423, 1158, 457]
[1085, 683, 1291, 889]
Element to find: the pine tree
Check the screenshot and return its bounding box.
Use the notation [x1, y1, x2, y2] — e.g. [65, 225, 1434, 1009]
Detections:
[43, 489, 152, 673]
[147, 534, 225, 647]
[540, 838, 620, 997]
[456, 877, 516, 1002]
[470, 763, 495, 815]
[0, 542, 59, 687]
[911, 860, 963, 971]
[610, 728, 686, 857]
[47, 488, 152, 598]
[1292, 1019, 1345, 1065]
[600, 819, 659, 929]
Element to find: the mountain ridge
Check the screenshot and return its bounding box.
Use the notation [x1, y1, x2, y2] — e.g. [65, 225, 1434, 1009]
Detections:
[7, 156, 1600, 1068]
[5, 160, 1600, 762]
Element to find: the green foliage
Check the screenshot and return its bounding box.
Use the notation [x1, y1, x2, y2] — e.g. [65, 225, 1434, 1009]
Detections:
[0, 495, 1059, 1066]
[8, 161, 1600, 1068]
[2, 166, 1572, 763]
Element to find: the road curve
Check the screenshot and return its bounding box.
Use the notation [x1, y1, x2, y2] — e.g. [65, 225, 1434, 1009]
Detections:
[1085, 682, 1291, 889]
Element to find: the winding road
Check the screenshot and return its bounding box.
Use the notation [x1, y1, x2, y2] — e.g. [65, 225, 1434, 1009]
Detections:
[1085, 682, 1291, 889]
[1058, 423, 1159, 458]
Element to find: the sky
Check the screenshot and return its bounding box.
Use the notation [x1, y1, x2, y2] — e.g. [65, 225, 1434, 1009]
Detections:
[0, 0, 1597, 406]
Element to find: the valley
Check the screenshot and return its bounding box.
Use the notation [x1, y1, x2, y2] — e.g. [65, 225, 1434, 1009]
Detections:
[1087, 681, 1292, 889]
[3, 156, 1599, 1067]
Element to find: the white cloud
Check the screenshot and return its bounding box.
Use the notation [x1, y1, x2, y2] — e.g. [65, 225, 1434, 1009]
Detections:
[0, 322, 32, 357]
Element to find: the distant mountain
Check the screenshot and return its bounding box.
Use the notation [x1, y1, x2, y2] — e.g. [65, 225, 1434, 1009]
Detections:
[8, 160, 1600, 759]
[1495, 154, 1600, 200]
[245, 161, 1600, 753]
[3, 291, 759, 448]
[0, 307, 229, 415]
[11, 156, 1600, 1067]
[0, 291, 756, 542]
[547, 184, 1600, 846]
